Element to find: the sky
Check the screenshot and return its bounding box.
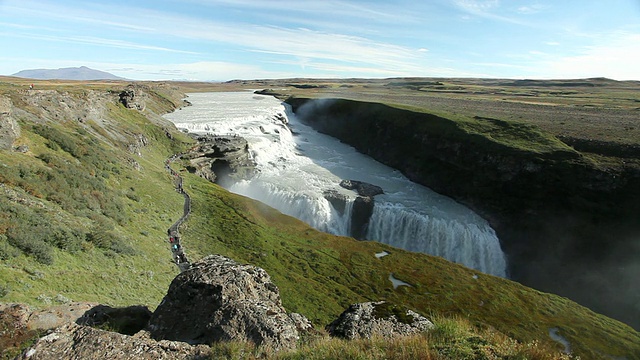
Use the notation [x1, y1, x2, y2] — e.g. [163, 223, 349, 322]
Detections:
[1, 0, 639, 81]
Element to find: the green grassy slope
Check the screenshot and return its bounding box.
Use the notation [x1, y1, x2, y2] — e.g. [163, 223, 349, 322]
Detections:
[0, 82, 194, 308]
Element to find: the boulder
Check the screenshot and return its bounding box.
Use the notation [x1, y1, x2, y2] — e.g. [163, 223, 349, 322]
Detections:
[16, 323, 211, 360]
[326, 301, 433, 340]
[147, 255, 311, 351]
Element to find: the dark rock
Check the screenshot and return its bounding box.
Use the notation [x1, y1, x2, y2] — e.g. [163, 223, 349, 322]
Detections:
[340, 179, 384, 197]
[323, 189, 348, 215]
[118, 86, 146, 111]
[351, 196, 374, 240]
[16, 323, 211, 360]
[147, 255, 311, 351]
[119, 89, 135, 108]
[326, 301, 433, 340]
[334, 180, 382, 238]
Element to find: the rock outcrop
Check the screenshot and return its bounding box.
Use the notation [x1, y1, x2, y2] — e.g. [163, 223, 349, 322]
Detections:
[0, 95, 20, 150]
[338, 180, 384, 240]
[147, 255, 312, 351]
[119, 86, 147, 111]
[182, 134, 255, 184]
[326, 301, 433, 340]
[0, 302, 98, 358]
[351, 196, 375, 240]
[15, 323, 211, 360]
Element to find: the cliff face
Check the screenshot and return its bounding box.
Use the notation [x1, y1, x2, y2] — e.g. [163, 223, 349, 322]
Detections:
[0, 95, 20, 150]
[286, 97, 640, 329]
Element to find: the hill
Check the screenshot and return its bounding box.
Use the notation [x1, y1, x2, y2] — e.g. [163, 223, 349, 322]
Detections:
[0, 78, 638, 359]
[11, 66, 125, 81]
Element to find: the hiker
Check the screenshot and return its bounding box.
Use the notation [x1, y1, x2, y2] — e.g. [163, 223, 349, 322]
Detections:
[29, 84, 33, 90]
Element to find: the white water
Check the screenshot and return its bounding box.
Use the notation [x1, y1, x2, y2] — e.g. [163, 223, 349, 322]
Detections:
[164, 92, 508, 277]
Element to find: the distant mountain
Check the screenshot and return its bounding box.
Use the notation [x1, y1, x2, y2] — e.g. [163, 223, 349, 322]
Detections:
[12, 66, 125, 80]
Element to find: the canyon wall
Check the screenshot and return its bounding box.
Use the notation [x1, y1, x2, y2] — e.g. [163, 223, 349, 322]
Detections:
[286, 97, 640, 329]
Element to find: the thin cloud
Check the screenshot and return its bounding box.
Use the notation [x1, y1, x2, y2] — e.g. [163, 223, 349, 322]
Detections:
[452, 0, 531, 26]
[68, 36, 200, 54]
[187, 0, 413, 24]
[517, 4, 549, 14]
[6, 1, 424, 72]
[3, 31, 197, 55]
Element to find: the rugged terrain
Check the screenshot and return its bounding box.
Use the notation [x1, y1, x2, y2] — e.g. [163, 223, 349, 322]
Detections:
[0, 76, 639, 359]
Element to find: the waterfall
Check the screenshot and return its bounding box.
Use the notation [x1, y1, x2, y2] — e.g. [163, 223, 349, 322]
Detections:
[164, 92, 508, 277]
[368, 204, 506, 276]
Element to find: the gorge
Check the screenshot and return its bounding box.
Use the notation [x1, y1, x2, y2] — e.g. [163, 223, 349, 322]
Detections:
[164, 92, 508, 278]
[284, 95, 640, 331]
[166, 88, 640, 330]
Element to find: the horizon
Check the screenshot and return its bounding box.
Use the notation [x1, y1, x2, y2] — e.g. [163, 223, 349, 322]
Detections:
[1, 0, 639, 81]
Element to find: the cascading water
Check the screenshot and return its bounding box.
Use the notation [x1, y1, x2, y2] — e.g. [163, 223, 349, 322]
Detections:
[164, 92, 508, 277]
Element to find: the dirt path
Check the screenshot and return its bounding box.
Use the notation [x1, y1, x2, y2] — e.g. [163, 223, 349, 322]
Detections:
[165, 156, 191, 272]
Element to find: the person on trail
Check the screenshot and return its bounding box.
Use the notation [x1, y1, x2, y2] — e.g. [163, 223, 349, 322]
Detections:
[29, 84, 33, 90]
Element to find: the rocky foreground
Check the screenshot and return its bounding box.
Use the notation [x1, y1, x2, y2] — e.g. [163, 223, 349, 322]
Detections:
[8, 255, 431, 359]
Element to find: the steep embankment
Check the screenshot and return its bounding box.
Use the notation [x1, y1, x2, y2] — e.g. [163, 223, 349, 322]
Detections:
[285, 97, 640, 330]
[0, 81, 194, 308]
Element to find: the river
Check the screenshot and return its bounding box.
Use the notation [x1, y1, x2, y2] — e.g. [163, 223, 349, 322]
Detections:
[164, 91, 508, 277]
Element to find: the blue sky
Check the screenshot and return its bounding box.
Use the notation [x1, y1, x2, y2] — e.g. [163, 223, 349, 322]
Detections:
[1, 0, 639, 81]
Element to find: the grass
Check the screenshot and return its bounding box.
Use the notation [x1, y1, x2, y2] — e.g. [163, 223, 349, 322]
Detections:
[207, 316, 575, 360]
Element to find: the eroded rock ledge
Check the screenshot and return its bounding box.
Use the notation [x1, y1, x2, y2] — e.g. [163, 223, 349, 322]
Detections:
[323, 180, 384, 240]
[181, 134, 255, 184]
